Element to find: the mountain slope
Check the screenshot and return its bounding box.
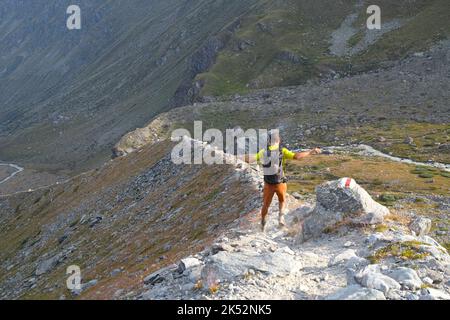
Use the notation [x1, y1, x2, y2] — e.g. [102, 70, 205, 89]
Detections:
[197, 0, 450, 96]
[1, 0, 448, 174]
[1, 39, 448, 300]
[0, 0, 261, 172]
[0, 139, 262, 299]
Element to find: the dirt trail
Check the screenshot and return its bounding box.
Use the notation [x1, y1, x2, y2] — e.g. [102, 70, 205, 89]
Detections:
[324, 145, 450, 172]
[0, 163, 24, 185]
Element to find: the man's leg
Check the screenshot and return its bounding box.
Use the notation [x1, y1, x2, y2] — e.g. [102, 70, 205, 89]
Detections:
[261, 183, 275, 232]
[276, 183, 288, 227]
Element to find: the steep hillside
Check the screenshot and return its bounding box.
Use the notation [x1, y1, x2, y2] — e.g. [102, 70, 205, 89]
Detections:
[0, 0, 261, 172]
[0, 139, 262, 299]
[0, 0, 449, 301]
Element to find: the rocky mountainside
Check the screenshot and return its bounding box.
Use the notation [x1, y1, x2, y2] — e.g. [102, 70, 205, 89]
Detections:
[0, 0, 261, 172]
[1, 0, 448, 174]
[0, 138, 263, 299]
[0, 0, 449, 301]
[1, 136, 448, 300]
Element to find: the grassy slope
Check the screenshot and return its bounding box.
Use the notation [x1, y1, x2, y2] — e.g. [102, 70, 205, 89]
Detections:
[198, 0, 354, 96]
[352, 0, 450, 65]
[198, 0, 450, 96]
[0, 141, 260, 299]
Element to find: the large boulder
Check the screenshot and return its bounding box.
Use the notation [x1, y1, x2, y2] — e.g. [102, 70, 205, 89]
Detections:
[299, 178, 389, 241]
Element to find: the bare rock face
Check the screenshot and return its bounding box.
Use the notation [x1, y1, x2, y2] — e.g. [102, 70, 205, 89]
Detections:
[298, 178, 389, 242]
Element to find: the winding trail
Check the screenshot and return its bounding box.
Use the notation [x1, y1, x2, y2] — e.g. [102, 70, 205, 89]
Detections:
[334, 144, 450, 172]
[0, 163, 24, 185]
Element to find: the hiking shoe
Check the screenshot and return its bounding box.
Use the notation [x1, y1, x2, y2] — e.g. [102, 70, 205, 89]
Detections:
[278, 214, 286, 228]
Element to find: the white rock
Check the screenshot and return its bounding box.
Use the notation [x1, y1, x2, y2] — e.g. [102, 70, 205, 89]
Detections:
[359, 272, 401, 294]
[325, 285, 386, 300]
[422, 277, 433, 285]
[345, 256, 369, 269]
[354, 264, 381, 281]
[277, 246, 295, 255]
[344, 241, 354, 248]
[329, 249, 357, 266]
[388, 267, 423, 290]
[420, 288, 450, 300]
[300, 179, 389, 241]
[208, 248, 300, 280]
[409, 217, 432, 236]
[179, 257, 202, 271]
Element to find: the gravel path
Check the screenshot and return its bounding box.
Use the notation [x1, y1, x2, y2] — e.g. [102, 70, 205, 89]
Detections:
[0, 163, 23, 185]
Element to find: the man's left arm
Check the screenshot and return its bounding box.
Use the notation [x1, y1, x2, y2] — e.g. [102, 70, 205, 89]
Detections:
[283, 147, 322, 161]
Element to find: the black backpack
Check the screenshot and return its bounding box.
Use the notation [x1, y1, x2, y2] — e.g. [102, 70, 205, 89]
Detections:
[261, 147, 287, 185]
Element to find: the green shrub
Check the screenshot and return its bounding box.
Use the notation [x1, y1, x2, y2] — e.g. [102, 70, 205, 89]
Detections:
[440, 172, 450, 178]
[419, 173, 434, 178]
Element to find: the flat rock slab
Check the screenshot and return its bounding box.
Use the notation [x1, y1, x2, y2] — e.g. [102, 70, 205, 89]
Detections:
[325, 285, 386, 300]
[208, 248, 300, 281]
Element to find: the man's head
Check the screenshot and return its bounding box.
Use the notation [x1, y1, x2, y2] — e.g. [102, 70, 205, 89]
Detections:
[268, 129, 280, 146]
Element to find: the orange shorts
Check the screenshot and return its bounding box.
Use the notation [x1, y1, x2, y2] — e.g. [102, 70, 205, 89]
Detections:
[263, 182, 287, 205]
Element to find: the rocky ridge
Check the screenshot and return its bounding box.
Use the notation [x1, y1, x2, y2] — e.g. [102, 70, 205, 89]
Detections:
[126, 142, 450, 300]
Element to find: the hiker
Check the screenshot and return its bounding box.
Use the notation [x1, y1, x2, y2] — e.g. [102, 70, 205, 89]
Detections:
[246, 130, 322, 231]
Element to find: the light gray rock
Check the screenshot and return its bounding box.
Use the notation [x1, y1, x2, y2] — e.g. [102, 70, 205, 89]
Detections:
[299, 179, 389, 241]
[207, 248, 300, 281]
[419, 235, 447, 251]
[344, 241, 354, 248]
[358, 271, 401, 294]
[179, 257, 202, 272]
[329, 249, 358, 266]
[404, 136, 414, 145]
[144, 264, 178, 285]
[81, 279, 98, 291]
[35, 254, 62, 276]
[385, 289, 408, 300]
[420, 288, 450, 300]
[405, 292, 420, 300]
[354, 264, 380, 280]
[419, 245, 448, 261]
[365, 233, 389, 246]
[388, 267, 423, 290]
[325, 285, 386, 300]
[110, 268, 122, 277]
[345, 256, 369, 269]
[210, 243, 234, 255]
[424, 269, 444, 284]
[291, 192, 302, 199]
[186, 265, 203, 283]
[409, 217, 432, 236]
